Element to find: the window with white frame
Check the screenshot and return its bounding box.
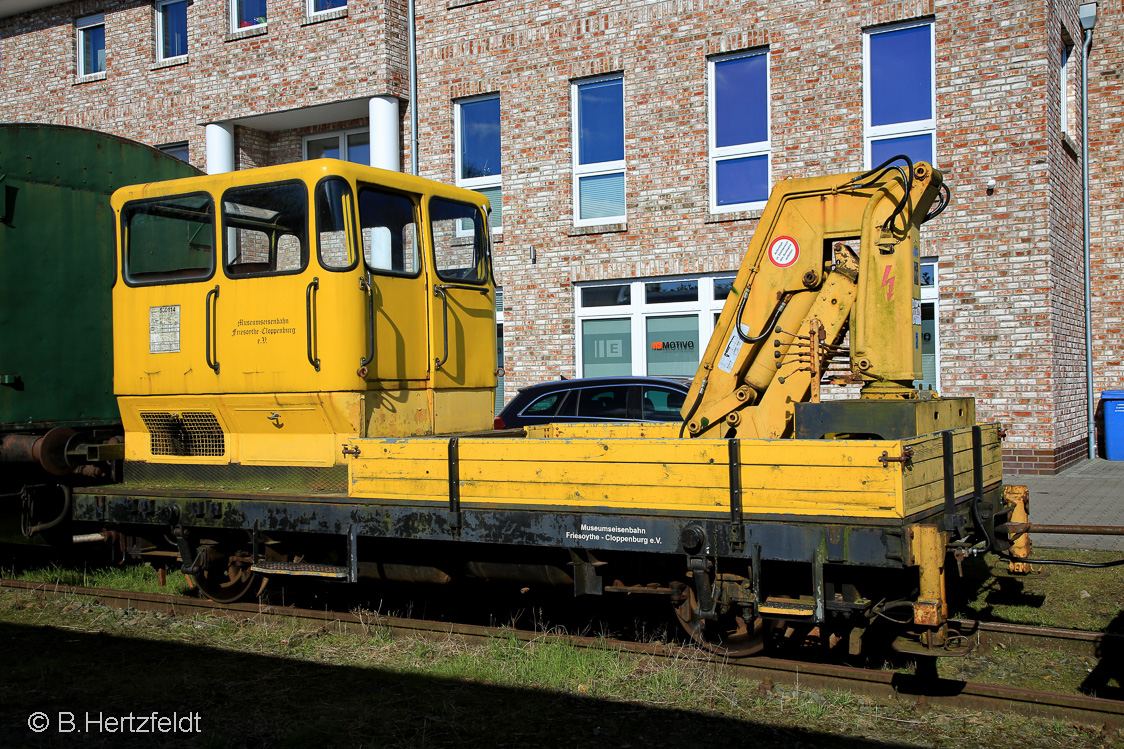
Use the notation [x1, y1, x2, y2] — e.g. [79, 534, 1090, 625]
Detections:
[916, 258, 940, 391]
[76, 14, 105, 77]
[572, 75, 625, 226]
[455, 95, 502, 233]
[863, 21, 935, 168]
[308, 0, 346, 16]
[1060, 36, 1075, 138]
[575, 275, 734, 377]
[231, 0, 267, 31]
[709, 49, 770, 212]
[304, 129, 370, 164]
[156, 0, 188, 61]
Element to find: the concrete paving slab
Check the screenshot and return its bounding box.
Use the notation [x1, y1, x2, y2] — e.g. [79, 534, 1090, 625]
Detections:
[1017, 458, 1124, 551]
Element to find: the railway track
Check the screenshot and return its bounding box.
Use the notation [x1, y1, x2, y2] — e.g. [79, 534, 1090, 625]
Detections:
[2, 577, 1121, 727]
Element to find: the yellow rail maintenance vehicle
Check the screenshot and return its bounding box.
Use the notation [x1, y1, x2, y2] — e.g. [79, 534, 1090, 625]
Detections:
[62, 156, 1031, 657]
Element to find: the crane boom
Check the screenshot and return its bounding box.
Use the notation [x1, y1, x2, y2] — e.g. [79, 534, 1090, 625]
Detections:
[683, 160, 945, 439]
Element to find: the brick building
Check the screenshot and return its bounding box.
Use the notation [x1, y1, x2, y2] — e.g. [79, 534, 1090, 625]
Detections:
[0, 0, 1119, 474]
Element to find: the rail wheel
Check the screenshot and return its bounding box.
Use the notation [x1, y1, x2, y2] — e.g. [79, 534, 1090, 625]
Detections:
[190, 543, 267, 604]
[673, 587, 768, 657]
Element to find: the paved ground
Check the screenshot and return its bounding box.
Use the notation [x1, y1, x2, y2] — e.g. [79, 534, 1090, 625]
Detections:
[1019, 458, 1124, 550]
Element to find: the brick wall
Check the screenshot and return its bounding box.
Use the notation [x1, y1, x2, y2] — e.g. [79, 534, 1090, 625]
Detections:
[1089, 0, 1124, 456]
[1, 0, 1118, 474]
[0, 0, 406, 163]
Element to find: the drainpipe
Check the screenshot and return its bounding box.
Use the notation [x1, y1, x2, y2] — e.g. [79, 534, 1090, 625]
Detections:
[1079, 3, 1098, 459]
[408, 0, 418, 176]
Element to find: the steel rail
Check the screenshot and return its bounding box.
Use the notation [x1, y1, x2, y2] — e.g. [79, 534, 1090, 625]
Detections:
[2, 578, 1121, 727]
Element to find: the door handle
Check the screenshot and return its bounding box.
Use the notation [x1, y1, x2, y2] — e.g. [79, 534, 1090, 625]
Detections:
[306, 277, 320, 371]
[358, 271, 375, 378]
[205, 284, 220, 374]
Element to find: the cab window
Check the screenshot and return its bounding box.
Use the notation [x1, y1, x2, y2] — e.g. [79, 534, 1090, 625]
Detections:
[430, 197, 488, 284]
[315, 178, 357, 271]
[222, 182, 308, 277]
[121, 193, 215, 285]
[358, 186, 419, 276]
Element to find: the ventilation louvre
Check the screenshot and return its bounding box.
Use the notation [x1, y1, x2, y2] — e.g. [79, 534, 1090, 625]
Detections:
[140, 411, 225, 457]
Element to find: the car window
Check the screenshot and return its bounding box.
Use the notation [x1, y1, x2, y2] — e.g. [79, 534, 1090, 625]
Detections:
[577, 386, 630, 420]
[641, 386, 686, 421]
[522, 392, 565, 416]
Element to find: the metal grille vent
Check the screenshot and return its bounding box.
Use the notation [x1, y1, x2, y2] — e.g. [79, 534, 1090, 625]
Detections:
[140, 411, 225, 457]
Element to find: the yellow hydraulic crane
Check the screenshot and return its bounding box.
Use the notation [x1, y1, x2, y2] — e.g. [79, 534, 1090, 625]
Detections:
[682, 159, 953, 441]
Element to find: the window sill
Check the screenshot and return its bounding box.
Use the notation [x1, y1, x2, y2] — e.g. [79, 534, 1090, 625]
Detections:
[73, 71, 107, 85]
[1062, 133, 1080, 160]
[704, 208, 764, 224]
[568, 222, 627, 237]
[151, 56, 188, 71]
[301, 8, 347, 26]
[225, 24, 268, 42]
[447, 0, 492, 8]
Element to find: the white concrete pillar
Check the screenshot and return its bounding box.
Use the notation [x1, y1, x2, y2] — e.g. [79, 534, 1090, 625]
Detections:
[205, 123, 235, 175]
[369, 96, 400, 172]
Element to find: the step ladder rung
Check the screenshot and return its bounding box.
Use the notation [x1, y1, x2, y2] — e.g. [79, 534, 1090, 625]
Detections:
[250, 562, 349, 579]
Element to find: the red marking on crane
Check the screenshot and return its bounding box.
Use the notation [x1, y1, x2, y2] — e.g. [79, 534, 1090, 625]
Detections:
[882, 266, 895, 301]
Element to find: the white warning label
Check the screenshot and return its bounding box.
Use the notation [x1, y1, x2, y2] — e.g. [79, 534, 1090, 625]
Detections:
[768, 236, 800, 268]
[718, 327, 745, 373]
[912, 298, 922, 325]
[149, 305, 181, 354]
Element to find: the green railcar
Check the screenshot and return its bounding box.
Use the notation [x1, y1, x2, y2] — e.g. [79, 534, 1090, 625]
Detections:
[0, 124, 201, 433]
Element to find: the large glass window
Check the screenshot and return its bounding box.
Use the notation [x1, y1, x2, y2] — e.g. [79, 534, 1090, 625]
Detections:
[581, 318, 632, 377]
[232, 0, 267, 31]
[304, 130, 369, 164]
[122, 194, 214, 284]
[455, 95, 502, 233]
[357, 186, 418, 275]
[646, 315, 699, 378]
[576, 275, 732, 377]
[864, 22, 935, 167]
[76, 14, 105, 77]
[156, 0, 188, 61]
[430, 198, 488, 284]
[709, 49, 770, 211]
[572, 75, 625, 225]
[222, 183, 308, 277]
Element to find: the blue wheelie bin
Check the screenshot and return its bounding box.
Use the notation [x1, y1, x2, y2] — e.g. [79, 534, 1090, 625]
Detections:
[1105, 390, 1124, 461]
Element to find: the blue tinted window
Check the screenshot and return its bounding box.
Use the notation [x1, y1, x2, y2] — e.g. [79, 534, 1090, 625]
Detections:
[83, 24, 105, 74]
[312, 0, 346, 11]
[715, 53, 768, 147]
[869, 25, 932, 126]
[716, 155, 768, 206]
[161, 1, 188, 58]
[871, 134, 934, 168]
[578, 77, 624, 165]
[460, 97, 501, 179]
[236, 0, 267, 28]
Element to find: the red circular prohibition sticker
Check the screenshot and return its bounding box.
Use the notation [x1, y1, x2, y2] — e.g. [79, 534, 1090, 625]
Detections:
[767, 236, 800, 268]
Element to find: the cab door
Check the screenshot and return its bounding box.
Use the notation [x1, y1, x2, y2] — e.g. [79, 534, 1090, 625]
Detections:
[210, 180, 319, 394]
[425, 196, 496, 431]
[355, 183, 429, 384]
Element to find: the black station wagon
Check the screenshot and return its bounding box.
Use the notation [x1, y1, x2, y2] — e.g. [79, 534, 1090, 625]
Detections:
[493, 376, 689, 429]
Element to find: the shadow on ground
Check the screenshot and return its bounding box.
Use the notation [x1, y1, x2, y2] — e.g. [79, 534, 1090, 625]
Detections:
[0, 622, 912, 749]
